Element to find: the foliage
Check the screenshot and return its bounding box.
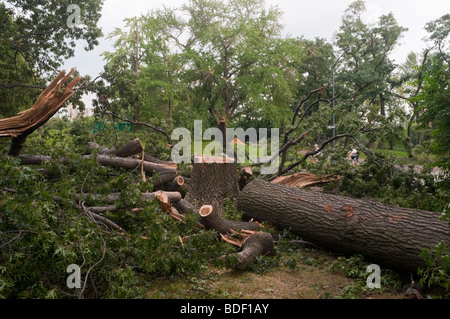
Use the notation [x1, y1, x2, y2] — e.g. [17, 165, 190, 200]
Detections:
[334, 0, 408, 148]
[95, 0, 303, 132]
[328, 254, 402, 298]
[315, 150, 449, 213]
[416, 56, 450, 170]
[0, 119, 236, 299]
[0, 0, 104, 117]
[418, 241, 450, 294]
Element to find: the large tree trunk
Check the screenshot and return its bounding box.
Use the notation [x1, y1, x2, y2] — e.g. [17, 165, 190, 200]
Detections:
[185, 155, 239, 214]
[237, 179, 450, 272]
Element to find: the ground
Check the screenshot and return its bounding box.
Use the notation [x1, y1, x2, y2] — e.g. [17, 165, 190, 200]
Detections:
[146, 248, 409, 299]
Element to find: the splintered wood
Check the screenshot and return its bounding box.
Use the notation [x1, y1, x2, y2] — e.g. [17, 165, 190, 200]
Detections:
[272, 172, 340, 188]
[0, 69, 83, 137]
[155, 191, 186, 223]
[220, 229, 260, 248]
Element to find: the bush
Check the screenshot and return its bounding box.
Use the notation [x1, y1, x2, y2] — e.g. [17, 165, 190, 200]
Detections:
[320, 152, 449, 213]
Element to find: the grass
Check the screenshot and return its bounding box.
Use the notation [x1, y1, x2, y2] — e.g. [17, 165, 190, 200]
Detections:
[145, 248, 409, 299]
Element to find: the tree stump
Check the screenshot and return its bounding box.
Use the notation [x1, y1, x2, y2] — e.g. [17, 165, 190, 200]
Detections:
[185, 155, 239, 214]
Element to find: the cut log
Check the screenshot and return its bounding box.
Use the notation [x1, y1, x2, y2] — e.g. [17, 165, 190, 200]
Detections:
[18, 154, 181, 176]
[185, 155, 239, 214]
[88, 138, 144, 158]
[234, 232, 274, 270]
[95, 155, 178, 175]
[176, 199, 198, 214]
[142, 154, 177, 169]
[237, 179, 450, 272]
[152, 170, 179, 187]
[198, 205, 261, 234]
[80, 191, 182, 205]
[165, 176, 185, 191]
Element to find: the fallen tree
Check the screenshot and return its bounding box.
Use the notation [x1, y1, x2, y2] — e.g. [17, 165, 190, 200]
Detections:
[237, 178, 450, 272]
[87, 138, 144, 158]
[18, 154, 182, 176]
[87, 139, 177, 169]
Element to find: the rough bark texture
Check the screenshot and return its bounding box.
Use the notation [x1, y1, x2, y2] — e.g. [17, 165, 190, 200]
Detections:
[92, 191, 182, 205]
[185, 156, 239, 214]
[142, 154, 177, 168]
[18, 154, 181, 176]
[176, 199, 198, 214]
[199, 205, 261, 234]
[237, 179, 450, 272]
[88, 138, 144, 158]
[234, 232, 274, 270]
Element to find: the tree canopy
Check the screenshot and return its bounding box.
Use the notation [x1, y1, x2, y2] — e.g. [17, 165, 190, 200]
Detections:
[0, 0, 104, 116]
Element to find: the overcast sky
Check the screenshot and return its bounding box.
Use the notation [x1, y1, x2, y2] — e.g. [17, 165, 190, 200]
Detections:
[61, 0, 450, 105]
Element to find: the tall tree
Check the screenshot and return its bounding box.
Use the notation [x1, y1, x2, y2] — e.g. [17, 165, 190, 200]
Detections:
[414, 14, 450, 169]
[98, 16, 146, 125]
[97, 0, 303, 143]
[334, 0, 407, 148]
[179, 0, 301, 129]
[0, 0, 104, 116]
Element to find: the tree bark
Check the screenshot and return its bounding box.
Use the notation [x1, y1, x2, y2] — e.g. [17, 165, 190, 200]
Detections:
[176, 199, 198, 214]
[81, 190, 182, 205]
[234, 232, 274, 270]
[18, 154, 181, 176]
[237, 179, 450, 272]
[185, 155, 239, 214]
[88, 138, 144, 158]
[198, 205, 261, 234]
[165, 176, 185, 191]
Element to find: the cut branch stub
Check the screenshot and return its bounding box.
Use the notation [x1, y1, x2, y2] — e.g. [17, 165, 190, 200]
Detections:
[155, 191, 172, 213]
[165, 176, 185, 191]
[234, 232, 274, 270]
[198, 204, 261, 235]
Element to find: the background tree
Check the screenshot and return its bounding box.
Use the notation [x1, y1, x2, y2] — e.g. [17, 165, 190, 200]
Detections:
[334, 0, 408, 149]
[0, 0, 104, 117]
[97, 16, 146, 131]
[96, 0, 303, 141]
[415, 15, 450, 170]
